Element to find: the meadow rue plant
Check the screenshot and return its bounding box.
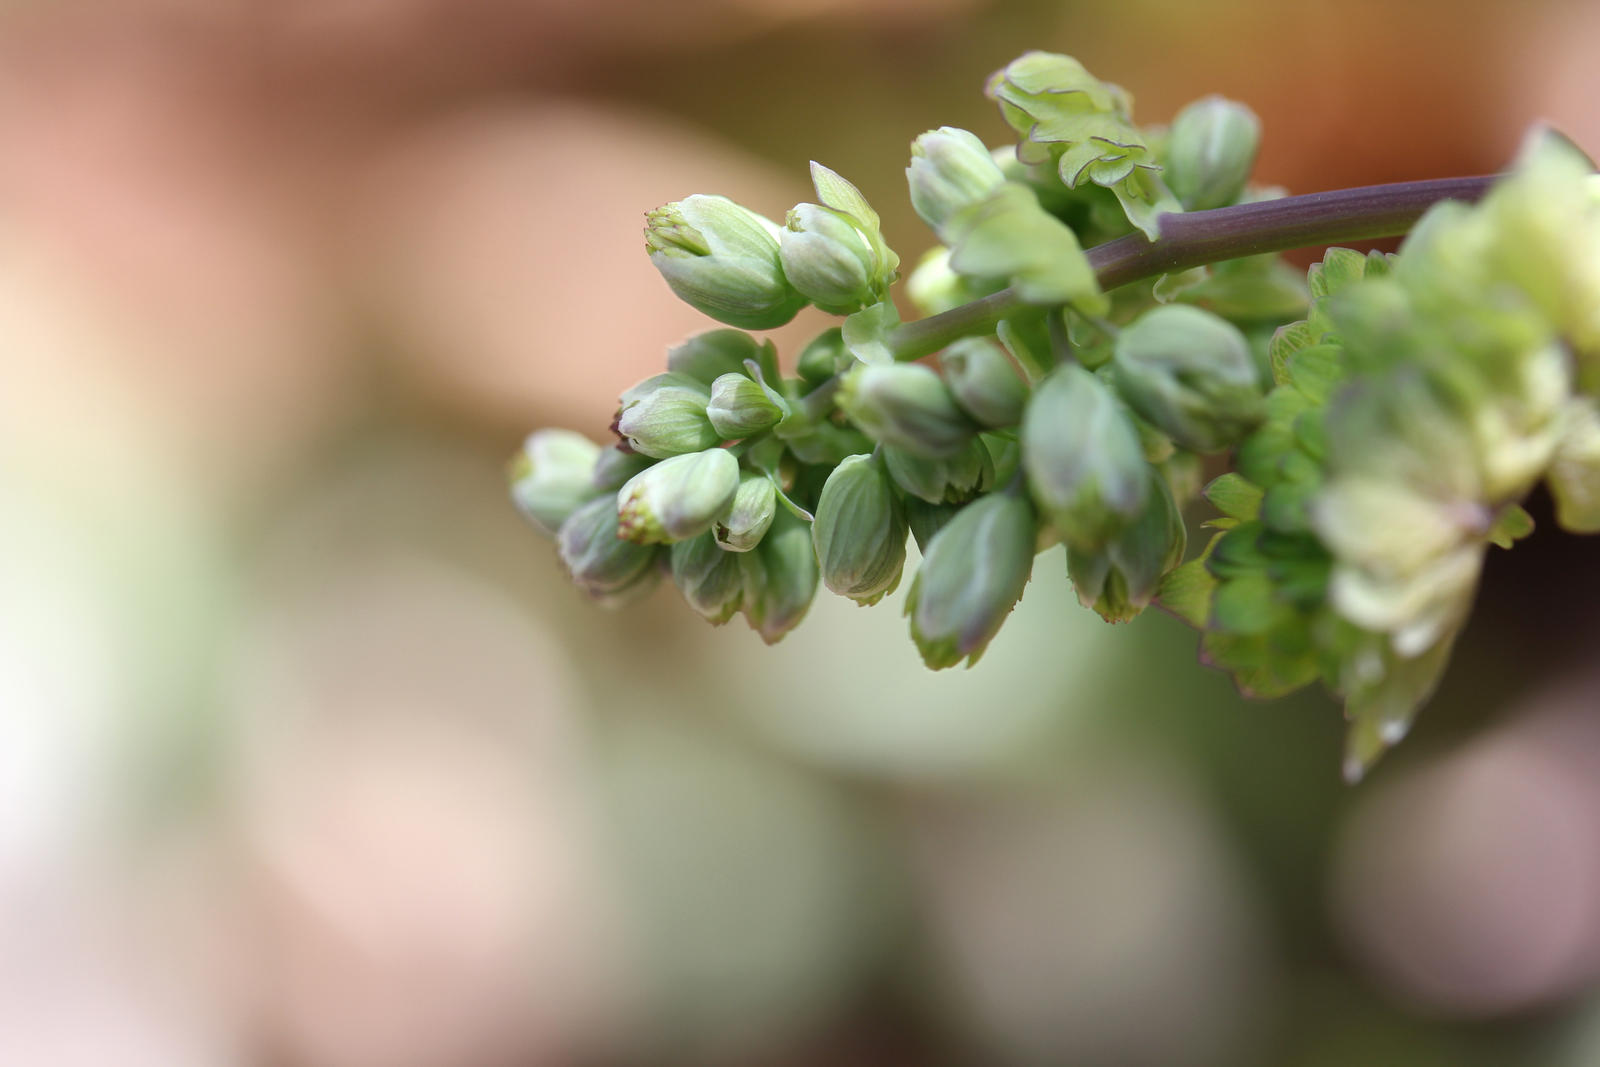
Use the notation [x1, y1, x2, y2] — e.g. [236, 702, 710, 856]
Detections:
[511, 49, 1600, 780]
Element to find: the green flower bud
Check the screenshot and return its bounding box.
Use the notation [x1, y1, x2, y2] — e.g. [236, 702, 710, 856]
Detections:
[1066, 471, 1186, 623]
[617, 448, 741, 544]
[1164, 96, 1260, 210]
[667, 329, 767, 386]
[796, 328, 850, 387]
[714, 471, 777, 552]
[646, 195, 807, 329]
[777, 417, 874, 466]
[509, 429, 602, 536]
[591, 446, 654, 492]
[1112, 305, 1266, 452]
[883, 440, 994, 505]
[907, 126, 1007, 236]
[780, 203, 879, 314]
[670, 533, 747, 624]
[904, 497, 961, 553]
[614, 373, 720, 459]
[906, 489, 1037, 669]
[939, 337, 1029, 428]
[838, 362, 978, 458]
[812, 453, 909, 606]
[706, 372, 785, 439]
[1023, 364, 1150, 553]
[739, 509, 819, 644]
[557, 495, 661, 601]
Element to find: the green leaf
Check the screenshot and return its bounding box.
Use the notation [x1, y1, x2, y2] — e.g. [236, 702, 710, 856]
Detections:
[1203, 472, 1263, 521]
[947, 183, 1108, 312]
[1487, 503, 1535, 549]
[1268, 320, 1318, 384]
[841, 300, 901, 365]
[1209, 573, 1283, 635]
[1156, 558, 1216, 628]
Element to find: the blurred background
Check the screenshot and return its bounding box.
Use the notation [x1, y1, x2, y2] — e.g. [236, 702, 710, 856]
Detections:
[3, 0, 1600, 1064]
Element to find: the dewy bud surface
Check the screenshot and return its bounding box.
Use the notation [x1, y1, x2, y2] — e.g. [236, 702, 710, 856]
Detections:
[617, 448, 741, 544]
[1112, 304, 1266, 452]
[907, 489, 1037, 668]
[1022, 364, 1150, 552]
[812, 453, 909, 606]
[907, 126, 1008, 237]
[510, 429, 603, 536]
[645, 194, 807, 329]
[1164, 95, 1261, 211]
[839, 362, 977, 458]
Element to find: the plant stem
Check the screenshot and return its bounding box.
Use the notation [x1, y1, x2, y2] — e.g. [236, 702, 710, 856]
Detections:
[885, 175, 1497, 361]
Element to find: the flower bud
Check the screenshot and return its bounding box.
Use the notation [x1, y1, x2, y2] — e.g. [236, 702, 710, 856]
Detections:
[906, 489, 1037, 669]
[907, 126, 1007, 236]
[667, 329, 766, 386]
[713, 471, 777, 552]
[740, 509, 819, 644]
[614, 373, 720, 458]
[796, 328, 849, 387]
[811, 453, 909, 606]
[646, 195, 807, 329]
[1066, 471, 1186, 623]
[670, 533, 747, 624]
[779, 203, 879, 314]
[591, 446, 654, 492]
[904, 498, 961, 553]
[617, 448, 741, 544]
[557, 495, 661, 601]
[509, 429, 602, 536]
[1164, 96, 1260, 210]
[706, 372, 786, 439]
[1112, 304, 1266, 452]
[939, 337, 1029, 428]
[838, 362, 977, 458]
[882, 440, 993, 505]
[1022, 364, 1150, 553]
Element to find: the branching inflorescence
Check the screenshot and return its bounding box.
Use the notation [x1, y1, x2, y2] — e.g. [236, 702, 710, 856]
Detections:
[511, 51, 1600, 779]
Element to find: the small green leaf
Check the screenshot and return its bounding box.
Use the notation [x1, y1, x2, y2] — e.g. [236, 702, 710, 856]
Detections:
[1487, 503, 1535, 549]
[1269, 321, 1318, 384]
[1203, 473, 1263, 521]
[1156, 558, 1216, 628]
[1209, 573, 1282, 635]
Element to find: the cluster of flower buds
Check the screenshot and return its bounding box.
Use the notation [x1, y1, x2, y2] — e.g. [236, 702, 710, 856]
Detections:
[512, 48, 1600, 777]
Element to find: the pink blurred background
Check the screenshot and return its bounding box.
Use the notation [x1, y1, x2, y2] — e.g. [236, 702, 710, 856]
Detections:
[3, 1, 1600, 1064]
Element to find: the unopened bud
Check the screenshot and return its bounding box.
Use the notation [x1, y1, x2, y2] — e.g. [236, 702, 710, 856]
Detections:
[906, 489, 1037, 669]
[614, 373, 719, 458]
[617, 448, 741, 544]
[1067, 470, 1186, 623]
[907, 126, 1008, 236]
[670, 533, 747, 624]
[557, 495, 662, 602]
[838, 362, 977, 458]
[940, 337, 1029, 428]
[882, 440, 994, 505]
[1165, 96, 1260, 210]
[780, 203, 880, 314]
[706, 372, 786, 439]
[646, 195, 807, 329]
[713, 471, 777, 552]
[591, 446, 654, 492]
[740, 509, 820, 644]
[812, 453, 909, 606]
[796, 328, 850, 387]
[510, 429, 602, 536]
[1112, 304, 1265, 452]
[1022, 364, 1150, 553]
[667, 329, 767, 386]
